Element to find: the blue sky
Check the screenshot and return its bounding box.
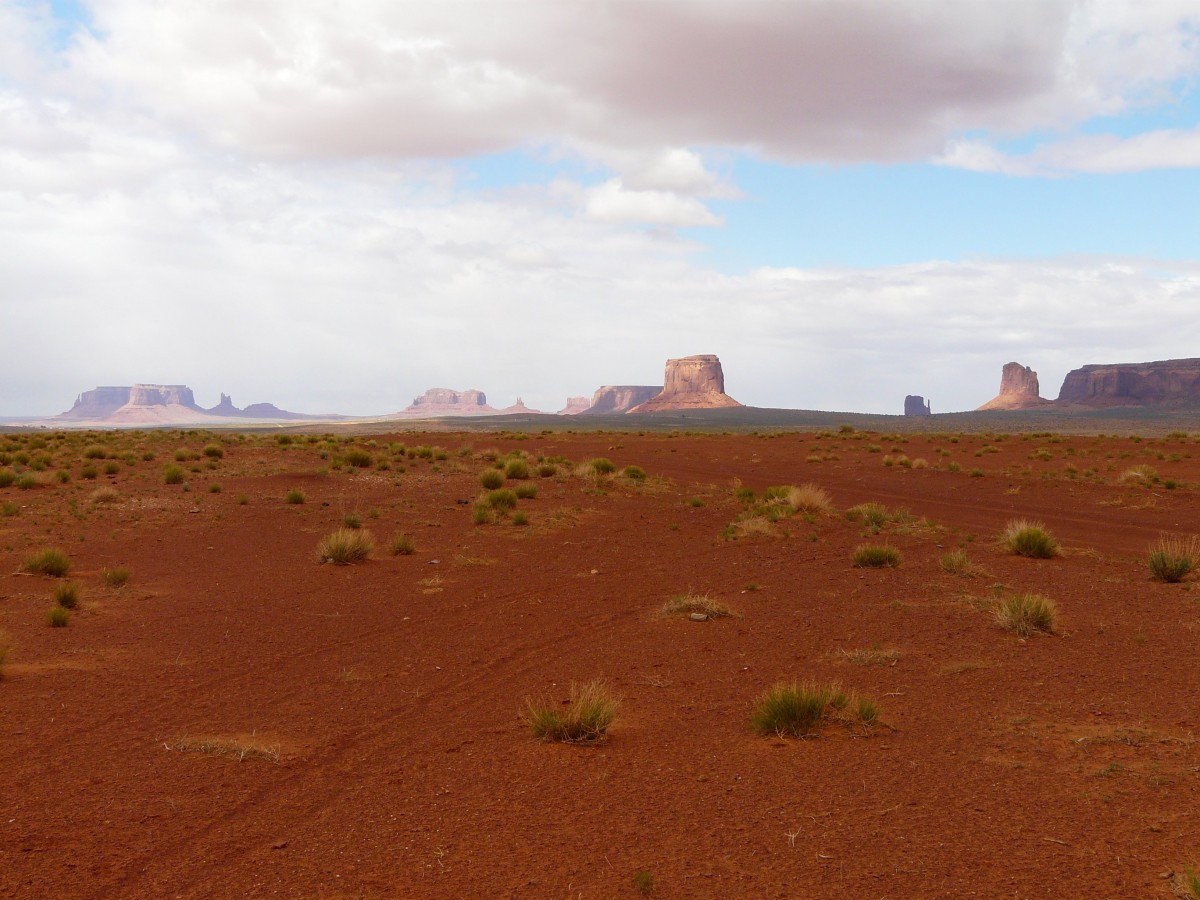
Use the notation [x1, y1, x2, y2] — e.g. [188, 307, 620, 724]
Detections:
[1, 1, 1198, 417]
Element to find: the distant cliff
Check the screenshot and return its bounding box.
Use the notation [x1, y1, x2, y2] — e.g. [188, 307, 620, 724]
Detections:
[1057, 359, 1200, 406]
[629, 354, 741, 413]
[579, 386, 661, 415]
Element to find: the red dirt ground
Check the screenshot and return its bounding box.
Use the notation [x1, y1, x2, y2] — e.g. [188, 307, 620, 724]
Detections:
[2, 428, 1200, 898]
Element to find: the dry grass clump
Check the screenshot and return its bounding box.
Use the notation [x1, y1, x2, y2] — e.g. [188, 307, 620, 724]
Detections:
[101, 567, 130, 588]
[317, 528, 374, 565]
[1119, 464, 1159, 484]
[995, 593, 1057, 636]
[285, 488, 306, 504]
[838, 646, 900, 666]
[786, 482, 833, 514]
[750, 681, 879, 737]
[54, 581, 79, 609]
[173, 734, 281, 762]
[722, 515, 780, 541]
[526, 679, 618, 744]
[851, 544, 901, 568]
[940, 549, 984, 577]
[89, 486, 119, 504]
[659, 593, 738, 619]
[46, 606, 71, 627]
[479, 469, 504, 489]
[23, 548, 71, 577]
[1173, 865, 1200, 899]
[390, 533, 416, 556]
[1148, 535, 1198, 583]
[1000, 519, 1059, 558]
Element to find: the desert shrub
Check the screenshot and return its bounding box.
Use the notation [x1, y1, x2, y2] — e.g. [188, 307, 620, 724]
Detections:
[472, 504, 491, 525]
[15, 473, 42, 490]
[939, 549, 980, 576]
[0, 469, 14, 488]
[1, 502, 17, 517]
[632, 870, 654, 896]
[660, 593, 737, 619]
[526, 679, 618, 743]
[83, 444, 108, 459]
[588, 457, 617, 476]
[504, 459, 530, 480]
[512, 511, 529, 526]
[1174, 866, 1200, 900]
[787, 482, 833, 514]
[995, 593, 1057, 636]
[80, 464, 99, 480]
[486, 489, 518, 511]
[46, 606, 70, 628]
[480, 469, 504, 489]
[163, 464, 185, 485]
[390, 533, 415, 556]
[852, 544, 901, 568]
[1120, 464, 1159, 484]
[54, 581, 79, 609]
[968, 468, 985, 478]
[847, 501, 890, 528]
[24, 548, 71, 577]
[514, 482, 538, 499]
[622, 465, 647, 481]
[141, 451, 155, 461]
[343, 513, 362, 529]
[202, 443, 224, 459]
[750, 681, 877, 737]
[208, 483, 222, 494]
[537, 463, 557, 478]
[55, 469, 70, 483]
[101, 567, 130, 588]
[317, 528, 374, 565]
[1001, 520, 1059, 558]
[103, 461, 120, 475]
[90, 486, 119, 504]
[344, 448, 372, 468]
[1147, 535, 1198, 583]
[285, 488, 306, 504]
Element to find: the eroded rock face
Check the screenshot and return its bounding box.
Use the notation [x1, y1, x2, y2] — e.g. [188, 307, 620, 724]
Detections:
[579, 386, 661, 415]
[1057, 359, 1200, 406]
[498, 398, 543, 415]
[400, 388, 496, 417]
[977, 362, 1051, 411]
[557, 396, 591, 415]
[126, 384, 199, 408]
[904, 395, 931, 416]
[628, 355, 741, 413]
[60, 386, 133, 419]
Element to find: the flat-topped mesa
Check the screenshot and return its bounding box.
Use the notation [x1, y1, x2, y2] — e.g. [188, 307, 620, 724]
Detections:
[126, 384, 200, 408]
[977, 362, 1052, 411]
[400, 388, 497, 417]
[904, 395, 931, 416]
[60, 386, 133, 419]
[1057, 358, 1200, 406]
[578, 386, 661, 415]
[557, 396, 591, 415]
[628, 354, 741, 413]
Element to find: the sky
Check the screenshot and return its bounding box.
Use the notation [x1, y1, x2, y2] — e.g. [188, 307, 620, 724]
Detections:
[1, 0, 1198, 417]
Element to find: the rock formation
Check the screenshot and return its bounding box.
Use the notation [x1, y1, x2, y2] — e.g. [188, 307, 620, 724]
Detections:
[628, 355, 741, 413]
[399, 389, 497, 417]
[1057, 358, 1200, 406]
[59, 385, 315, 423]
[904, 395, 931, 416]
[557, 397, 592, 415]
[498, 398, 543, 415]
[977, 362, 1052, 411]
[578, 386, 662, 415]
[60, 386, 135, 419]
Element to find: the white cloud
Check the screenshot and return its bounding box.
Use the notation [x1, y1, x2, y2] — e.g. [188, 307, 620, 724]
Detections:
[583, 178, 722, 227]
[940, 126, 1200, 175]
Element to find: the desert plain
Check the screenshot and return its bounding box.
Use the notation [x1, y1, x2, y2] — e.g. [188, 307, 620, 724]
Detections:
[2, 425, 1200, 898]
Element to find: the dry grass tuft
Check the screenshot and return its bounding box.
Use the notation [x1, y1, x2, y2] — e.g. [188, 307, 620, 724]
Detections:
[317, 528, 374, 565]
[995, 593, 1058, 636]
[89, 486, 119, 505]
[750, 681, 879, 737]
[838, 646, 900, 666]
[1000, 519, 1060, 558]
[785, 482, 834, 514]
[660, 593, 738, 619]
[1148, 535, 1199, 583]
[940, 549, 984, 577]
[173, 734, 281, 762]
[526, 679, 619, 743]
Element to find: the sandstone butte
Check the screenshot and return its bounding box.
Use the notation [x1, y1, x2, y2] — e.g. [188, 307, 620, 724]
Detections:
[976, 362, 1054, 411]
[556, 396, 592, 415]
[904, 395, 931, 416]
[628, 354, 741, 413]
[1056, 358, 1200, 406]
[396, 388, 496, 417]
[578, 385, 662, 415]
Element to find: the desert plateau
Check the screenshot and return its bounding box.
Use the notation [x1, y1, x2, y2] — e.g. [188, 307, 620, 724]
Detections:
[2, 424, 1200, 898]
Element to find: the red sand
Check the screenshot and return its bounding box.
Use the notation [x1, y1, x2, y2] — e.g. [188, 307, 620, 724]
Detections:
[2, 429, 1199, 897]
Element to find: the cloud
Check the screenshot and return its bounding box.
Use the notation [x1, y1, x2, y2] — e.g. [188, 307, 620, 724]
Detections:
[583, 178, 722, 226]
[22, 0, 1194, 167]
[940, 126, 1200, 175]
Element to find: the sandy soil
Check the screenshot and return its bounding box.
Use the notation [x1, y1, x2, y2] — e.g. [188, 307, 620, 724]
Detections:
[2, 428, 1199, 898]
